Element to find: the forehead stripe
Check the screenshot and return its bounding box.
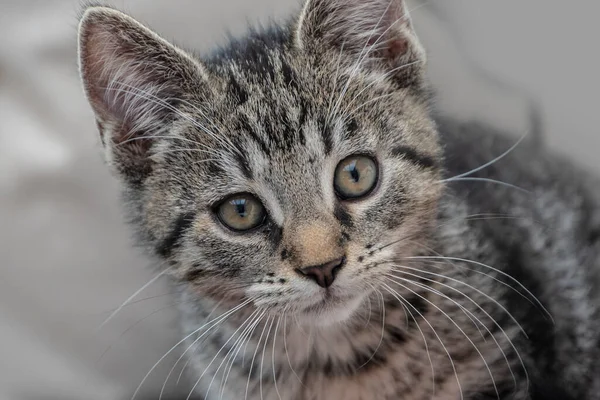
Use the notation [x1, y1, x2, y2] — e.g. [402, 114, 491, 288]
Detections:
[237, 115, 271, 156]
[156, 212, 196, 257]
[391, 145, 437, 170]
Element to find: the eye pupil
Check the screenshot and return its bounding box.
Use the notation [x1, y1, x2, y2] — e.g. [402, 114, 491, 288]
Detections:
[346, 163, 360, 182]
[217, 194, 265, 231]
[233, 199, 247, 217]
[334, 155, 378, 200]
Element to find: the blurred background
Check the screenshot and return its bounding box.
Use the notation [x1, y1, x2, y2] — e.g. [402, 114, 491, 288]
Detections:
[1, 0, 599, 399]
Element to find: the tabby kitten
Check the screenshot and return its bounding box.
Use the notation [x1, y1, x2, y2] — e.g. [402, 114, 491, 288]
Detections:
[78, 0, 600, 399]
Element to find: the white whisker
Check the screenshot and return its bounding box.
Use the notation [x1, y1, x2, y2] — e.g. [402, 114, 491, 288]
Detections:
[388, 266, 527, 392]
[99, 269, 167, 330]
[358, 286, 386, 369]
[329, 0, 396, 122]
[382, 283, 462, 400]
[220, 310, 266, 399]
[106, 83, 241, 158]
[382, 283, 436, 396]
[332, 2, 428, 123]
[259, 317, 275, 400]
[390, 261, 528, 337]
[442, 131, 529, 182]
[384, 277, 499, 398]
[193, 308, 263, 400]
[405, 255, 554, 323]
[272, 316, 283, 400]
[283, 315, 304, 386]
[131, 298, 252, 400]
[345, 92, 397, 118]
[216, 309, 266, 400]
[245, 315, 271, 400]
[444, 177, 530, 194]
[97, 301, 181, 365]
[176, 301, 226, 385]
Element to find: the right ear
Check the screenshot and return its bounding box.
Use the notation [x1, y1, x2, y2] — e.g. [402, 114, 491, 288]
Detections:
[78, 6, 209, 182]
[294, 0, 426, 88]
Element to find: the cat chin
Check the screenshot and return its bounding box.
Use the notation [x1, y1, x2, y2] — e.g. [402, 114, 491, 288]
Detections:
[295, 292, 366, 327]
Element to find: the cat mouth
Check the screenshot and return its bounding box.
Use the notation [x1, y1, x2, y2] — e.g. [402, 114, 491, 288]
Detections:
[301, 290, 354, 313]
[296, 290, 366, 325]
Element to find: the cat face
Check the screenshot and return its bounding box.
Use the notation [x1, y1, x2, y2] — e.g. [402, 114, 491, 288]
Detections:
[78, 0, 443, 324]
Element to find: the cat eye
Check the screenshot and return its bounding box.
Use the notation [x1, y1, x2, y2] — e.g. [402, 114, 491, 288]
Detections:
[217, 194, 266, 231]
[334, 155, 378, 200]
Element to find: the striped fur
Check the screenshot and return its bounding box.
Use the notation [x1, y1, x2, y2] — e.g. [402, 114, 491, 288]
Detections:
[78, 1, 600, 399]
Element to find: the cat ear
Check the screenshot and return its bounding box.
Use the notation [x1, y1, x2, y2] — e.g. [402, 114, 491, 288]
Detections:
[78, 6, 208, 181]
[295, 0, 426, 87]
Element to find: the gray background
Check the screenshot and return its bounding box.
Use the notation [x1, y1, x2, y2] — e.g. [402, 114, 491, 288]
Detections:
[1, 0, 598, 399]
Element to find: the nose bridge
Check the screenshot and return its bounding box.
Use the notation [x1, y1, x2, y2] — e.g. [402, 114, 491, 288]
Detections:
[287, 218, 343, 267]
[275, 157, 342, 267]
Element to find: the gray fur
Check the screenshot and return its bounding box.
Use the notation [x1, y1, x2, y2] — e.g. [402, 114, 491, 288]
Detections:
[77, 1, 600, 399]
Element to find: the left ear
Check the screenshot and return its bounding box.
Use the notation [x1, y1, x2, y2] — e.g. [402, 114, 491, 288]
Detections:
[78, 6, 210, 183]
[295, 0, 426, 87]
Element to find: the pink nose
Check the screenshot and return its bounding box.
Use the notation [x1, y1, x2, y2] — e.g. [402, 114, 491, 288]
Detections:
[295, 257, 345, 288]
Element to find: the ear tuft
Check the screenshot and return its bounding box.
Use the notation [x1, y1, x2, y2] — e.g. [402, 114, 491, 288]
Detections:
[78, 6, 208, 181]
[295, 0, 426, 87]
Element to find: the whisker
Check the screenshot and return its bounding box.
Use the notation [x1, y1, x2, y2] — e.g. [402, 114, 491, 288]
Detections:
[283, 315, 305, 386]
[444, 177, 530, 194]
[176, 301, 227, 385]
[272, 316, 283, 400]
[259, 317, 276, 400]
[245, 315, 272, 400]
[163, 305, 240, 394]
[107, 81, 241, 157]
[340, 59, 421, 119]
[131, 298, 252, 400]
[388, 266, 526, 392]
[403, 241, 542, 306]
[119, 133, 214, 153]
[456, 213, 549, 231]
[442, 130, 529, 182]
[381, 283, 462, 400]
[329, 0, 396, 122]
[344, 92, 397, 118]
[404, 255, 554, 323]
[197, 308, 263, 400]
[400, 277, 487, 339]
[332, 2, 428, 123]
[384, 277, 499, 398]
[364, 290, 374, 327]
[381, 283, 436, 395]
[215, 308, 266, 400]
[372, 230, 424, 253]
[357, 286, 386, 369]
[97, 301, 182, 366]
[99, 270, 167, 330]
[95, 292, 179, 316]
[150, 147, 221, 159]
[219, 309, 266, 399]
[390, 259, 528, 337]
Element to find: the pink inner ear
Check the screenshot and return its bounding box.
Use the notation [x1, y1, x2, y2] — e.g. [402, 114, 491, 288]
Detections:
[81, 26, 124, 118]
[387, 37, 409, 59]
[81, 26, 155, 145]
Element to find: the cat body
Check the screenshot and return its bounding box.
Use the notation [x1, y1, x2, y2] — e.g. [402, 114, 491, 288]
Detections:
[177, 119, 600, 400]
[77, 1, 600, 399]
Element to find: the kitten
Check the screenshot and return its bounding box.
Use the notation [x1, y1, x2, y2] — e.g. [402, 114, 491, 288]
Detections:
[77, 0, 600, 399]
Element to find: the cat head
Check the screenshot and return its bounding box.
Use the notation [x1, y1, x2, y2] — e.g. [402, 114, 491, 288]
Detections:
[78, 0, 443, 325]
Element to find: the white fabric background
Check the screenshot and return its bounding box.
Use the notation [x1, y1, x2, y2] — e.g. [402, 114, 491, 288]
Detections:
[1, 1, 598, 399]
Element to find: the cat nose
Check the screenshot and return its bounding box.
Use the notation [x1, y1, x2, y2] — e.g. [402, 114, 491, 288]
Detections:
[295, 257, 345, 288]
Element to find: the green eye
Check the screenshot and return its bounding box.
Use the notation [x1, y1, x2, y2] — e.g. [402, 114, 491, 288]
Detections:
[217, 194, 266, 231]
[334, 155, 378, 200]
